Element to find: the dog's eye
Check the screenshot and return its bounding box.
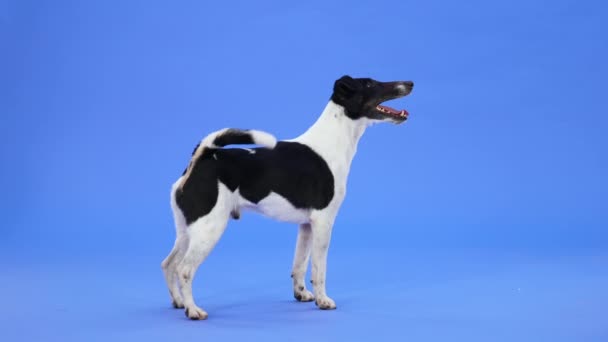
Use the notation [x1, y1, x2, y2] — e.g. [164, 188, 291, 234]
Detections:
[365, 81, 372, 88]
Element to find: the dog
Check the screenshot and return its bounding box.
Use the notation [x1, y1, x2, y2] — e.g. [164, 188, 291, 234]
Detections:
[161, 75, 414, 320]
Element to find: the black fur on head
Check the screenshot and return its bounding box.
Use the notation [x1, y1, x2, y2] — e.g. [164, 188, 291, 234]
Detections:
[331, 75, 414, 123]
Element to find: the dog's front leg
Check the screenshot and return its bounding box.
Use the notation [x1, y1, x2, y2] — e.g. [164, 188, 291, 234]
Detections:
[292, 223, 315, 302]
[310, 216, 337, 310]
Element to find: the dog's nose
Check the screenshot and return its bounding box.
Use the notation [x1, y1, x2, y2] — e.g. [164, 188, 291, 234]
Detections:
[404, 81, 414, 89]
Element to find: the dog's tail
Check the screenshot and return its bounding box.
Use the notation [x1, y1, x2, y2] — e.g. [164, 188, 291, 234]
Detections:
[178, 128, 277, 190]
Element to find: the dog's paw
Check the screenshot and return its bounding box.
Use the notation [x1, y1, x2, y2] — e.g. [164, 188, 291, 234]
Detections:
[315, 296, 337, 310]
[294, 289, 315, 302]
[184, 306, 208, 320]
[168, 289, 184, 309]
[172, 299, 185, 309]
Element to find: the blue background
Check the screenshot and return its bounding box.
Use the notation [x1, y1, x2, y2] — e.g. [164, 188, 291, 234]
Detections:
[2, 0, 607, 341]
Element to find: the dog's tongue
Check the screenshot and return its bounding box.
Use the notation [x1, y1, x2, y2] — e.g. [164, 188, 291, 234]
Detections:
[378, 104, 408, 116]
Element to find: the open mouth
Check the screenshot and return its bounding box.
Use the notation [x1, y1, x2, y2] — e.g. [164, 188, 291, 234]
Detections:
[376, 104, 408, 120]
[372, 80, 413, 122]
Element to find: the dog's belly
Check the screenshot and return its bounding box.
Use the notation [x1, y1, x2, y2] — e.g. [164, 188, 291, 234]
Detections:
[239, 192, 311, 224]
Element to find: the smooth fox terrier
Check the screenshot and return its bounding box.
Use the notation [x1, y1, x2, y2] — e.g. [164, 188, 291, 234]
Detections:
[162, 75, 414, 320]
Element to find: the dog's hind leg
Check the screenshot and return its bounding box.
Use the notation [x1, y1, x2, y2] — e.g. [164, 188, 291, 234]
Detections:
[177, 218, 229, 320]
[291, 223, 315, 302]
[161, 180, 190, 308]
[161, 234, 188, 308]
[176, 184, 232, 320]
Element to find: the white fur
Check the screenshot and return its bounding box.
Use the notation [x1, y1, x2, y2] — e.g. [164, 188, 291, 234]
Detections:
[239, 191, 311, 224]
[292, 223, 315, 302]
[161, 178, 189, 308]
[249, 129, 277, 148]
[163, 101, 372, 318]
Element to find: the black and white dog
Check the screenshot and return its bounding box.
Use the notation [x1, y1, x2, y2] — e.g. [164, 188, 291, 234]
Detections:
[162, 75, 414, 320]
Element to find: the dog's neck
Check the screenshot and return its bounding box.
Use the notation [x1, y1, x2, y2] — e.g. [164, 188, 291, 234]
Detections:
[293, 101, 369, 185]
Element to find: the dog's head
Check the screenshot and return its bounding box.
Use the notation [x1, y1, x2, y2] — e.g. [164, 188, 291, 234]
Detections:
[331, 76, 414, 124]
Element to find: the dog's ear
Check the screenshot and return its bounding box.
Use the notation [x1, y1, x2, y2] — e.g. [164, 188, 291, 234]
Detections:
[333, 75, 361, 98]
[332, 75, 364, 114]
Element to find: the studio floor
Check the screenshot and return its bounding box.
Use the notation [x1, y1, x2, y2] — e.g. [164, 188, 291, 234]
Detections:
[2, 246, 606, 341]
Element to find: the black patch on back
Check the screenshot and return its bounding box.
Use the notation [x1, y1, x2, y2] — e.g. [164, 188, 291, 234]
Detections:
[213, 129, 254, 147]
[176, 142, 334, 225]
[176, 149, 220, 225]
